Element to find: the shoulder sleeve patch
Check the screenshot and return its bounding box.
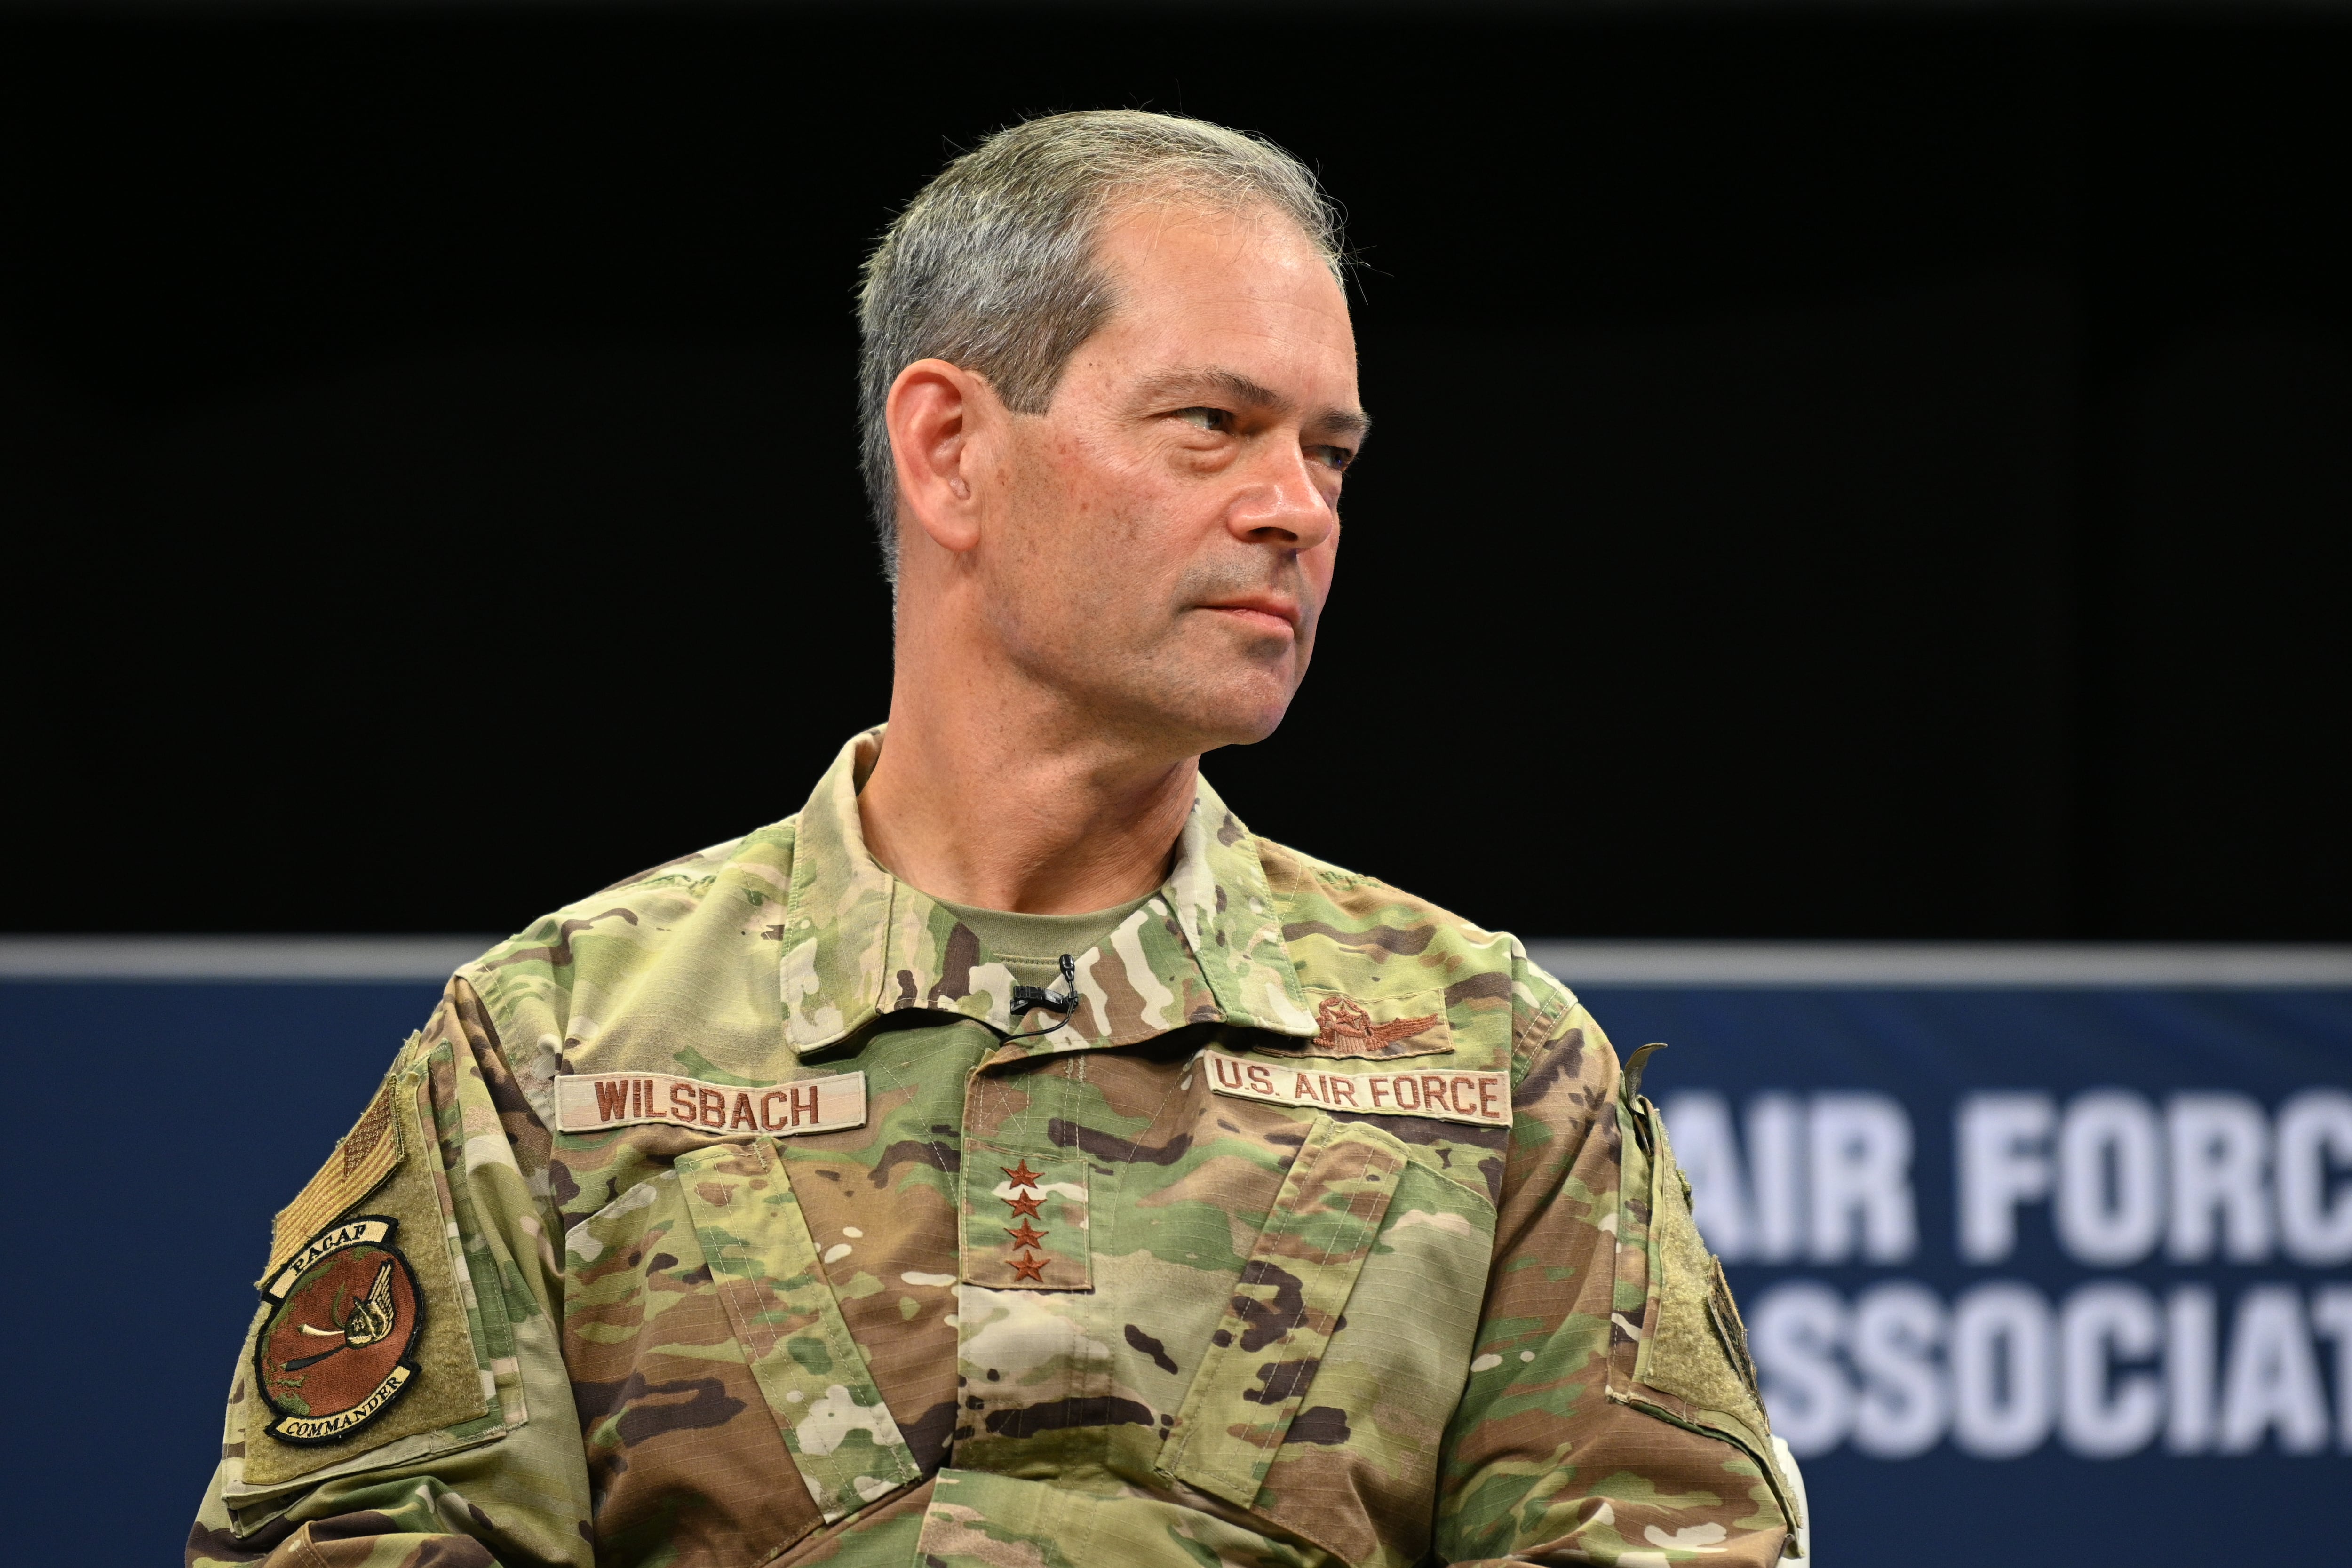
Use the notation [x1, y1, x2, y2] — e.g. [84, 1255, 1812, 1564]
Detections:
[1634, 1104, 1804, 1531]
[1640, 1116, 1769, 1434]
[239, 1066, 494, 1488]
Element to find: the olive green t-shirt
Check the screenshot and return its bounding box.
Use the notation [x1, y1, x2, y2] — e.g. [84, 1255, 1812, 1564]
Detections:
[929, 890, 1157, 992]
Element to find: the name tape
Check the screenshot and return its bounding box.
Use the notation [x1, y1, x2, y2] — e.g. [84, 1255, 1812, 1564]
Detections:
[555, 1070, 866, 1137]
[1202, 1051, 1510, 1128]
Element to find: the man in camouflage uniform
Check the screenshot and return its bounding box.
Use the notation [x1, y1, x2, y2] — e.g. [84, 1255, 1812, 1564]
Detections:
[191, 111, 1806, 1568]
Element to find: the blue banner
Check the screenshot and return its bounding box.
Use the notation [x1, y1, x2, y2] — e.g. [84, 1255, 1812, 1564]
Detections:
[0, 979, 439, 1565]
[1585, 985, 2352, 1566]
[3, 960, 2344, 1565]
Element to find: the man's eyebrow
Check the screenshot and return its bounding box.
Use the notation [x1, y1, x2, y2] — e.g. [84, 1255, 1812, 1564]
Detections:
[1137, 366, 1371, 444]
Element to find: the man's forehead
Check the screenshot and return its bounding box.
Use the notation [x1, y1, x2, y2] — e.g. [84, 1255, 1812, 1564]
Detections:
[1092, 199, 1347, 323]
[1086, 203, 1359, 418]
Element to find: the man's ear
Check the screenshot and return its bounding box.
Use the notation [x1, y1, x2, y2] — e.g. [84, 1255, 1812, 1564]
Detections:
[886, 358, 996, 556]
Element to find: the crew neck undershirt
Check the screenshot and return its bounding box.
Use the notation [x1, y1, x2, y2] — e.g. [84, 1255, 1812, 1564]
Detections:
[928, 890, 1159, 990]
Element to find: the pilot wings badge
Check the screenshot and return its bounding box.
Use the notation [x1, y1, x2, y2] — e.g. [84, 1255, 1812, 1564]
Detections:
[252, 1215, 423, 1444]
[1312, 995, 1443, 1055]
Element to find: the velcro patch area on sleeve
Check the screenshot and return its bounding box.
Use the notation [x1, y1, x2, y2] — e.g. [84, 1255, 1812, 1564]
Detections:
[268, 1080, 404, 1277]
[1203, 1050, 1510, 1127]
[554, 1069, 866, 1136]
[240, 1066, 492, 1488]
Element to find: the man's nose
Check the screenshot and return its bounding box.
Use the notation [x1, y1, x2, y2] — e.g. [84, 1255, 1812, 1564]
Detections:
[1225, 440, 1338, 553]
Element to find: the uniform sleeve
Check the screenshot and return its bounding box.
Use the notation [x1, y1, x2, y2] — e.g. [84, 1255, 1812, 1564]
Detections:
[187, 979, 593, 1568]
[1432, 1001, 1802, 1567]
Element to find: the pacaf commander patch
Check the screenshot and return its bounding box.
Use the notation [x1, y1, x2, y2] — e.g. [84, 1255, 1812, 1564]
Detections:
[252, 1216, 424, 1444]
[238, 1051, 491, 1488]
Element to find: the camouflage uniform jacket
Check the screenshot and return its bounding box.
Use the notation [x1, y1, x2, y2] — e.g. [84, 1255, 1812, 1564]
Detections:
[191, 729, 1801, 1568]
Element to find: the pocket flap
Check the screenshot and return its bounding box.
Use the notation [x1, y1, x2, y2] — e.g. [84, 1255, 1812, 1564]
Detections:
[678, 1138, 921, 1522]
[1160, 1115, 1406, 1507]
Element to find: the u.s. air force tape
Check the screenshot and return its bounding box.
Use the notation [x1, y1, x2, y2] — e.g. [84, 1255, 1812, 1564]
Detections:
[1202, 1050, 1511, 1128]
[555, 1069, 866, 1136]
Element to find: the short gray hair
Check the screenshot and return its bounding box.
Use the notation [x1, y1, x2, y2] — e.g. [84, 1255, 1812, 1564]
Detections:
[856, 110, 1346, 581]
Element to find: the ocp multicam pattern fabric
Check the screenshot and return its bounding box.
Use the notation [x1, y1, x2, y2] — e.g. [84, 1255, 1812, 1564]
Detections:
[190, 729, 1799, 1568]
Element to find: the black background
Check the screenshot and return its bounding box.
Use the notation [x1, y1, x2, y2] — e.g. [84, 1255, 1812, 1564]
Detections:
[5, 6, 2346, 941]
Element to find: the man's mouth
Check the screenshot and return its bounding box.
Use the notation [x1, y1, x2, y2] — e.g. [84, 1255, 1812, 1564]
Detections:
[1200, 597, 1300, 637]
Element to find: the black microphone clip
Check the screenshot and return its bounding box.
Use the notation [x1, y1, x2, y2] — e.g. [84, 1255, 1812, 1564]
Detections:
[1010, 953, 1080, 1020]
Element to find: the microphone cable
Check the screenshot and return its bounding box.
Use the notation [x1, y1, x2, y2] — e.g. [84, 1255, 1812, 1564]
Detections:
[1004, 953, 1080, 1043]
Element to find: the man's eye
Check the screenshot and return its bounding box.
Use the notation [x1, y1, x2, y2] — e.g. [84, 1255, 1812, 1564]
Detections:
[1311, 445, 1355, 471]
[1174, 407, 1231, 432]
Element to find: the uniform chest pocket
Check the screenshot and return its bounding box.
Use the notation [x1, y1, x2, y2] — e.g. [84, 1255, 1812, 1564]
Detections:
[1158, 1116, 1495, 1568]
[563, 1139, 920, 1566]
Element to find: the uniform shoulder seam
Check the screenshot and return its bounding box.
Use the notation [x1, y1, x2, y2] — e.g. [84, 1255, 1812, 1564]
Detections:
[454, 816, 800, 1057]
[1252, 832, 1405, 901]
[465, 820, 795, 972]
[1255, 832, 1561, 1029]
[1511, 953, 1582, 1080]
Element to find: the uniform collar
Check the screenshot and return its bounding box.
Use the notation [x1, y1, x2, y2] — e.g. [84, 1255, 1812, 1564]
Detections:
[779, 727, 1316, 1058]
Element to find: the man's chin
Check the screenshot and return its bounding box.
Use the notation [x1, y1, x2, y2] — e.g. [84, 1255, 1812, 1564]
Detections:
[1076, 651, 1302, 755]
[1175, 689, 1298, 753]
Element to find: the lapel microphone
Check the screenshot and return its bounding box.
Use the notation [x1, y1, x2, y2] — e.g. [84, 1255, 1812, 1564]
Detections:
[1007, 954, 1080, 1041]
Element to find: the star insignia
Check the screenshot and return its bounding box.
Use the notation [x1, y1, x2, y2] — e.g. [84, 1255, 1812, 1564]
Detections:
[1007, 1250, 1049, 1283]
[1003, 1218, 1049, 1250]
[1001, 1160, 1043, 1189]
[1004, 1191, 1045, 1219]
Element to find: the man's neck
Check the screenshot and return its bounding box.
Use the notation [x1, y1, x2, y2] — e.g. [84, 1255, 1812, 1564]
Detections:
[856, 686, 1200, 916]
